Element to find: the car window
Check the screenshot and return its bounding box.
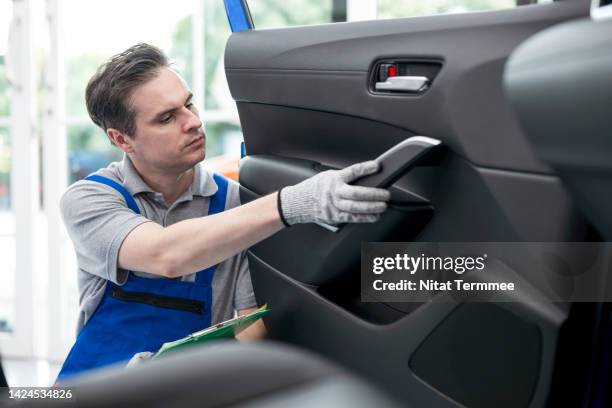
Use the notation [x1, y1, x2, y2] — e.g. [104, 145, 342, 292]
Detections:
[246, 0, 550, 29]
[378, 0, 531, 19]
[247, 0, 336, 28]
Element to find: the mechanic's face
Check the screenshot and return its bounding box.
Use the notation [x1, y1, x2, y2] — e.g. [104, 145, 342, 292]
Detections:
[127, 67, 205, 173]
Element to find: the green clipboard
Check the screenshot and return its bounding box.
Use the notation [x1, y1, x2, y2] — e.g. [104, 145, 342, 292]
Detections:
[154, 304, 269, 358]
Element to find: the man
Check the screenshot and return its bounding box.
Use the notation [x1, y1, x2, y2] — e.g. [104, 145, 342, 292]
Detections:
[57, 43, 390, 381]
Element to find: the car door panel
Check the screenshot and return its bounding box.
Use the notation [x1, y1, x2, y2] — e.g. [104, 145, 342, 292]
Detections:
[225, 1, 593, 406]
[249, 250, 565, 408]
[227, 1, 589, 172]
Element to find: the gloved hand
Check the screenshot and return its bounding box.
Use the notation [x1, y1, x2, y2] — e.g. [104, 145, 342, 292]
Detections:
[278, 160, 391, 226]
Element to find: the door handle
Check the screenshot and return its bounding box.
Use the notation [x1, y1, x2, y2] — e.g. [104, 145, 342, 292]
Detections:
[375, 76, 429, 92]
[353, 136, 441, 188]
[317, 136, 441, 232]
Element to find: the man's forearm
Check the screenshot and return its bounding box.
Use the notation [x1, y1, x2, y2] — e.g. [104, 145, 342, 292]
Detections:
[118, 192, 284, 277]
[118, 160, 391, 277]
[162, 192, 284, 277]
[235, 307, 267, 341]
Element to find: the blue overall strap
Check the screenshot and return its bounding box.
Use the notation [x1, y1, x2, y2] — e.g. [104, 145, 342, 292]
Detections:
[209, 173, 229, 216]
[85, 175, 141, 214]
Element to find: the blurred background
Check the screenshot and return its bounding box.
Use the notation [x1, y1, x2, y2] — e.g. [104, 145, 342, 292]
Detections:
[0, 0, 527, 387]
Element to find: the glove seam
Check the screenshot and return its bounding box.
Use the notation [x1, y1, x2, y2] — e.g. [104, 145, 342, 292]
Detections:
[277, 188, 291, 227]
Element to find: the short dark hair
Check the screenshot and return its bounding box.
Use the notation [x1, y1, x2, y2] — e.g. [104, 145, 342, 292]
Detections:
[86, 43, 169, 137]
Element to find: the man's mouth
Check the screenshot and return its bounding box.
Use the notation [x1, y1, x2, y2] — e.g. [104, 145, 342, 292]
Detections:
[186, 136, 204, 149]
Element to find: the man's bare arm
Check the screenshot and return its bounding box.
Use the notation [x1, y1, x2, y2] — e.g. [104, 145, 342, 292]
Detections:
[118, 161, 391, 278]
[235, 307, 267, 341]
[118, 192, 284, 278]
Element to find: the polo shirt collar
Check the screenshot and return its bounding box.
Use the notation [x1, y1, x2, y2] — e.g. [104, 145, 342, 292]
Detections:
[191, 163, 219, 198]
[120, 155, 218, 199]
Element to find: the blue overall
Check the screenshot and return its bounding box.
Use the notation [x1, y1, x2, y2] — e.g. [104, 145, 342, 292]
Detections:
[56, 173, 229, 381]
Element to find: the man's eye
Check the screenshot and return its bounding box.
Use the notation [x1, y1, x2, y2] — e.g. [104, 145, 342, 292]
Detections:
[186, 102, 194, 110]
[160, 115, 173, 124]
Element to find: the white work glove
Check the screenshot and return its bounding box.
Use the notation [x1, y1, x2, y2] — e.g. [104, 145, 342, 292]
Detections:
[126, 351, 154, 368]
[278, 160, 391, 226]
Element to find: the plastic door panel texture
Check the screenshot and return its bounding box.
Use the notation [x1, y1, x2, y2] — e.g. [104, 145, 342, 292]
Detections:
[225, 1, 594, 406]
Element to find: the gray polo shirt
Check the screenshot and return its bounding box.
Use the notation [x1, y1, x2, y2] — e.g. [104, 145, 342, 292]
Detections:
[60, 155, 257, 333]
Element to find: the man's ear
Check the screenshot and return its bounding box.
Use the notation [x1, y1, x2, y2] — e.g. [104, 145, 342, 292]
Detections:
[107, 128, 134, 153]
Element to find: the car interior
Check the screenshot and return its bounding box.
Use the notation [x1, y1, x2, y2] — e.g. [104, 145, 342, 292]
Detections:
[228, 0, 611, 406]
[9, 0, 612, 406]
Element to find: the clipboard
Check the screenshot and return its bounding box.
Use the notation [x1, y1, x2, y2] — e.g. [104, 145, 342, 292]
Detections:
[154, 304, 269, 358]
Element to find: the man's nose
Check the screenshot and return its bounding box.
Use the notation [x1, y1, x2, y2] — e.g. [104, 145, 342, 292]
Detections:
[183, 106, 203, 133]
